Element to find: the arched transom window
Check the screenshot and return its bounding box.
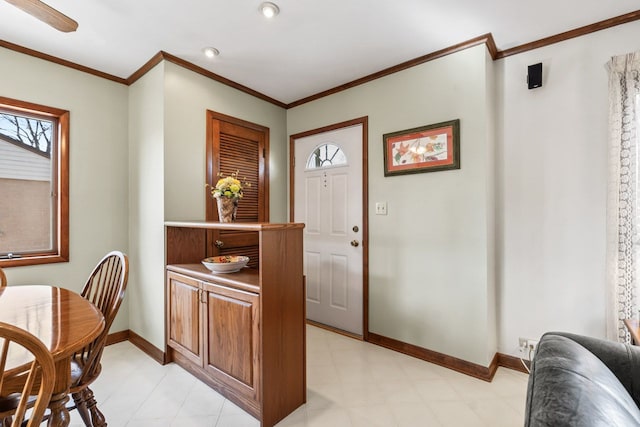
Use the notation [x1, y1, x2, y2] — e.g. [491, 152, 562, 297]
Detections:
[306, 143, 347, 169]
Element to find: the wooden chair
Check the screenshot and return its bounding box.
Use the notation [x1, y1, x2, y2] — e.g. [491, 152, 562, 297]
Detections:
[0, 321, 56, 427]
[68, 251, 129, 427]
[0, 268, 6, 287]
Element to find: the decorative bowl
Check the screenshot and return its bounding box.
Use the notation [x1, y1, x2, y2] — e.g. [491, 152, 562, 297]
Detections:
[201, 256, 250, 273]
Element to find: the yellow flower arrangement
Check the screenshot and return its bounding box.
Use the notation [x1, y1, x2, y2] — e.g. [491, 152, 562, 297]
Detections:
[207, 170, 250, 199]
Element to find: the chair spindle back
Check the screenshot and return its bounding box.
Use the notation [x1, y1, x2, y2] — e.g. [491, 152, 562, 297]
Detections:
[0, 321, 55, 427]
[72, 251, 129, 385]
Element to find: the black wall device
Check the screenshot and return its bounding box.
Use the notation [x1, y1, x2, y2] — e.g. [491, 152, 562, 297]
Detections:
[528, 63, 543, 89]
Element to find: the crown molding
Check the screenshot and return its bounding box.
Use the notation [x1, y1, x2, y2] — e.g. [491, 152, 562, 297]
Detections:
[126, 51, 164, 85]
[496, 9, 640, 59]
[287, 10, 640, 107]
[0, 39, 127, 85]
[286, 34, 497, 109]
[125, 51, 286, 108]
[3, 9, 640, 109]
[159, 52, 287, 109]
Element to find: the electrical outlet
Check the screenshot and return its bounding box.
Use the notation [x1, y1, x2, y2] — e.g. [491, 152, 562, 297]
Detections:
[375, 202, 388, 215]
[518, 337, 527, 349]
[515, 338, 539, 361]
[518, 337, 539, 360]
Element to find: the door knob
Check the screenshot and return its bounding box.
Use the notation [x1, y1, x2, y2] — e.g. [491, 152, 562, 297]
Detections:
[214, 240, 224, 249]
[350, 240, 359, 247]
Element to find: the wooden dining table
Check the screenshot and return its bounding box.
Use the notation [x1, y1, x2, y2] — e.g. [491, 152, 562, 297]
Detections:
[0, 285, 105, 427]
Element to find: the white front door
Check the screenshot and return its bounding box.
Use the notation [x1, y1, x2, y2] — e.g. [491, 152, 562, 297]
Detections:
[294, 124, 363, 335]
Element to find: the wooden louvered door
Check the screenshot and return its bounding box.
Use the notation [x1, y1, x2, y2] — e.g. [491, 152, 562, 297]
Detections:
[206, 111, 269, 266]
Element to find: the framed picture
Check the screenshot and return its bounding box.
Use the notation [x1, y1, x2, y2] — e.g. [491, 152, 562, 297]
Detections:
[383, 119, 460, 176]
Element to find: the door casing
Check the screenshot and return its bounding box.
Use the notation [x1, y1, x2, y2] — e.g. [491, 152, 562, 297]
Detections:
[206, 110, 269, 263]
[289, 116, 369, 339]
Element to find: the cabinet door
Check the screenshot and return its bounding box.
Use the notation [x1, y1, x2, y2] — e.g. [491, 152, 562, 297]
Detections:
[167, 272, 202, 364]
[202, 281, 260, 404]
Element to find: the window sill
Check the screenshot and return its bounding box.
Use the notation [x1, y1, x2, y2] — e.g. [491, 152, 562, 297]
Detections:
[0, 254, 69, 267]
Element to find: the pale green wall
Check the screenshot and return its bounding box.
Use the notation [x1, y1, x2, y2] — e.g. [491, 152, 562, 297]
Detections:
[287, 45, 497, 366]
[124, 61, 288, 349]
[163, 62, 288, 222]
[484, 49, 498, 362]
[1, 41, 497, 364]
[128, 63, 166, 349]
[0, 41, 497, 365]
[3, 19, 638, 367]
[497, 19, 640, 355]
[0, 47, 130, 333]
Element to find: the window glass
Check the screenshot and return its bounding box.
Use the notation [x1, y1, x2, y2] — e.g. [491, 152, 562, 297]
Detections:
[0, 97, 68, 266]
[306, 143, 347, 169]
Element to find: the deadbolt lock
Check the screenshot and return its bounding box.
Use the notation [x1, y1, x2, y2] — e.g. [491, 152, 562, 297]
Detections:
[352, 225, 359, 232]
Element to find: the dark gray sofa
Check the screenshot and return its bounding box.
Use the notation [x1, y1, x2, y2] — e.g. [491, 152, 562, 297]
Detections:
[525, 332, 640, 426]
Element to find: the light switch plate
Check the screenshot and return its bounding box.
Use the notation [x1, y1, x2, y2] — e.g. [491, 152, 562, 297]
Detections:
[375, 202, 387, 215]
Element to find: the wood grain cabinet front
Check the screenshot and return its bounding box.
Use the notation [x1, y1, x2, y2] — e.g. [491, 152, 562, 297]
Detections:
[167, 272, 202, 365]
[165, 222, 306, 427]
[202, 281, 260, 404]
[166, 270, 261, 413]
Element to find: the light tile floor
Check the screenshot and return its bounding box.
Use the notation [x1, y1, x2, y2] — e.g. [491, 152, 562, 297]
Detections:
[76, 326, 529, 427]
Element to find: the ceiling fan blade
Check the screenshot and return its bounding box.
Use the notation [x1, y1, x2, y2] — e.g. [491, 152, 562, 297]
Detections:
[5, 0, 78, 32]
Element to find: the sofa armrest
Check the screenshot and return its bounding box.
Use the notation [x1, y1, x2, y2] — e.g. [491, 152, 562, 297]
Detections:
[548, 332, 640, 406]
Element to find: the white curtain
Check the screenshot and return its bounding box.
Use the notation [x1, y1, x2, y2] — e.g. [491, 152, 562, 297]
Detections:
[606, 52, 640, 342]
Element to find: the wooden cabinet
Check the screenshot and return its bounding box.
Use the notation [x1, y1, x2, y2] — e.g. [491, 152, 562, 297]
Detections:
[202, 280, 260, 403]
[165, 222, 305, 427]
[167, 272, 201, 365]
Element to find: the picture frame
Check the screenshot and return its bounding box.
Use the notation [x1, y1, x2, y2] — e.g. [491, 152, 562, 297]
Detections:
[383, 119, 460, 176]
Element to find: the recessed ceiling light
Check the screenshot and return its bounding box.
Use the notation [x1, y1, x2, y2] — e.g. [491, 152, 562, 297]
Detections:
[203, 47, 220, 58]
[260, 2, 279, 18]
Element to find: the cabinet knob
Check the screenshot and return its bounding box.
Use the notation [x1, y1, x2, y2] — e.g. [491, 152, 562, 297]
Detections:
[214, 240, 224, 249]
